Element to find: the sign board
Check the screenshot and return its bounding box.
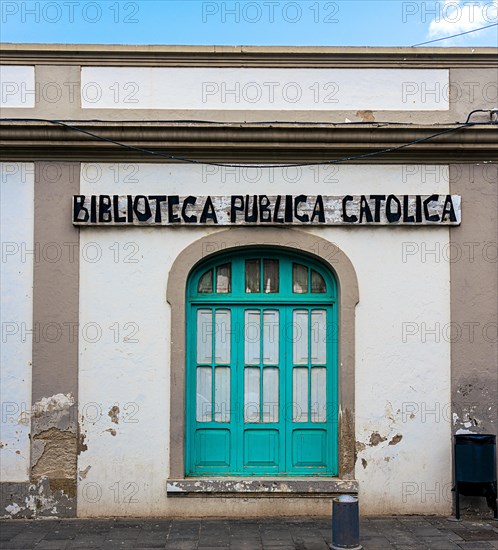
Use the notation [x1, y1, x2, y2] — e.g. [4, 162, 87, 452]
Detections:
[73, 194, 461, 226]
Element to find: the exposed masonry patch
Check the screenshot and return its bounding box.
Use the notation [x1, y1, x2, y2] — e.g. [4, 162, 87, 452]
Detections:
[361, 459, 367, 469]
[25, 393, 79, 518]
[30, 394, 78, 482]
[31, 428, 77, 481]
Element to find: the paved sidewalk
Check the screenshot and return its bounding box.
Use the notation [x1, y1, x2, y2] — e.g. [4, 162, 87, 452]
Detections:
[1, 516, 497, 549]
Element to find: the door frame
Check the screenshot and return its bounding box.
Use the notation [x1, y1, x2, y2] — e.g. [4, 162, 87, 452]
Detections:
[167, 229, 359, 481]
[185, 250, 338, 476]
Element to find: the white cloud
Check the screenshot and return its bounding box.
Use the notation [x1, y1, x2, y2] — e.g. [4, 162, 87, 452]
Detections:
[428, 0, 497, 38]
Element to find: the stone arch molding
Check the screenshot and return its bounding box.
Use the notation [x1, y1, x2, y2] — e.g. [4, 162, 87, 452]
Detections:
[167, 228, 359, 481]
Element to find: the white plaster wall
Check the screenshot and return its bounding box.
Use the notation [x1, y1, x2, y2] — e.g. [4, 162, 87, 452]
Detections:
[0, 162, 34, 481]
[78, 163, 451, 516]
[81, 67, 449, 111]
[0, 66, 35, 108]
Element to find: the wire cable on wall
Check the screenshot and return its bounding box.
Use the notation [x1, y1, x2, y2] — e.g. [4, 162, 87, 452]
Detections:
[1, 117, 495, 169]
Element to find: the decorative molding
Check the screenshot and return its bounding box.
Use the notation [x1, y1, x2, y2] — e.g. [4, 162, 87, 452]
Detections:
[1, 44, 497, 68]
[1, 121, 496, 162]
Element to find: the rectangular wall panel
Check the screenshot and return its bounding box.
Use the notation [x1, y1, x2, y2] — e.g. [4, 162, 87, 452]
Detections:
[0, 66, 35, 108]
[81, 67, 449, 110]
[0, 163, 34, 481]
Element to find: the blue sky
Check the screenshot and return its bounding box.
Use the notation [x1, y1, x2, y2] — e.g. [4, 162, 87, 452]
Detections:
[1, 0, 497, 47]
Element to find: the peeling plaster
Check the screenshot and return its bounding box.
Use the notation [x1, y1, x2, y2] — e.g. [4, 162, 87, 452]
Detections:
[1, 478, 76, 518]
[31, 428, 77, 481]
[5, 503, 22, 515]
[22, 392, 80, 517]
[339, 407, 355, 479]
[369, 432, 387, 446]
[108, 405, 120, 424]
[77, 432, 88, 454]
[31, 393, 77, 435]
[33, 393, 74, 417]
[356, 110, 375, 122]
[166, 479, 359, 495]
[17, 412, 30, 426]
[388, 434, 403, 446]
[78, 465, 91, 480]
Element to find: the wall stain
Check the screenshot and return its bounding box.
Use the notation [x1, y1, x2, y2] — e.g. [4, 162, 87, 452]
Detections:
[48, 478, 76, 499]
[77, 432, 88, 454]
[361, 458, 367, 469]
[369, 432, 387, 446]
[78, 465, 91, 480]
[388, 434, 403, 446]
[339, 408, 356, 478]
[356, 110, 375, 122]
[108, 405, 120, 424]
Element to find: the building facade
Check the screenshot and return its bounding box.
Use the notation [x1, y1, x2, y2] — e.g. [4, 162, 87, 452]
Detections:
[0, 45, 497, 518]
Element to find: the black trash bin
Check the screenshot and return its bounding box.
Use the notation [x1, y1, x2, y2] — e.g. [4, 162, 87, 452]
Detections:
[454, 434, 497, 519]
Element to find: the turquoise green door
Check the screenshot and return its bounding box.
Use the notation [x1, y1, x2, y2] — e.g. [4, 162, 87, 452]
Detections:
[186, 250, 338, 476]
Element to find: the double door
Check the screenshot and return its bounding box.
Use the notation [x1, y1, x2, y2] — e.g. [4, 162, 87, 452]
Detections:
[186, 303, 337, 476]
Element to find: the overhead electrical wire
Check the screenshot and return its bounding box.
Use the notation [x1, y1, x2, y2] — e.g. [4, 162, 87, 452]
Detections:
[1, 116, 495, 169]
[411, 22, 498, 47]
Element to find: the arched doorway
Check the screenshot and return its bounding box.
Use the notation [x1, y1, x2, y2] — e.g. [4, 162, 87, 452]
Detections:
[185, 248, 338, 476]
[167, 229, 359, 482]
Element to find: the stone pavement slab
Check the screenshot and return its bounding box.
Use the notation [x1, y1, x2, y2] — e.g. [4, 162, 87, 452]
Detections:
[0, 516, 497, 549]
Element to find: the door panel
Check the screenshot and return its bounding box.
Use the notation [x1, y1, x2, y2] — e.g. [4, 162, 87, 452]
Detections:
[242, 308, 284, 474]
[292, 430, 328, 468]
[286, 306, 333, 474]
[195, 429, 231, 469]
[244, 430, 280, 468]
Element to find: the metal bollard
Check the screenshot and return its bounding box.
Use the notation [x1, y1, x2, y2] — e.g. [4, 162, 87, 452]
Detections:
[331, 495, 362, 550]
